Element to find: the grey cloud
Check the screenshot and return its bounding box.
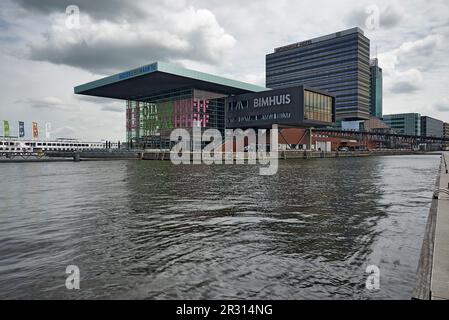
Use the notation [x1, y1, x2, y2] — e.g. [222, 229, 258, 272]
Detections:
[345, 5, 403, 29]
[389, 81, 421, 94]
[16, 97, 77, 111]
[380, 6, 403, 28]
[400, 35, 442, 57]
[75, 95, 121, 105]
[14, 0, 146, 22]
[75, 95, 124, 112]
[75, 95, 111, 103]
[345, 8, 368, 28]
[394, 34, 443, 71]
[434, 98, 449, 112]
[101, 105, 124, 113]
[25, 2, 236, 74]
[29, 39, 192, 75]
[51, 125, 77, 138]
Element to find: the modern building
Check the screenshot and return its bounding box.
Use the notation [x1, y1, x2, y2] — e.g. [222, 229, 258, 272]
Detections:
[383, 113, 421, 136]
[266, 27, 371, 121]
[75, 62, 335, 148]
[444, 123, 449, 149]
[227, 85, 335, 129]
[444, 122, 449, 139]
[420, 116, 443, 138]
[369, 58, 383, 118]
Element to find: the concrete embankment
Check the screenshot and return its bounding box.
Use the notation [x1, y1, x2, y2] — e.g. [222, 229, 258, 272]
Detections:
[0, 149, 439, 163]
[414, 152, 449, 300]
[0, 157, 75, 163]
[48, 150, 142, 160]
[141, 149, 434, 161]
[278, 149, 431, 159]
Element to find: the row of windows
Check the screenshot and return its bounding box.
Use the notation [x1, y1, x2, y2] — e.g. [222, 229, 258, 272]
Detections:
[0, 147, 105, 152]
[32, 143, 96, 147]
[267, 68, 359, 87]
[267, 58, 359, 81]
[0, 147, 31, 151]
[268, 47, 370, 74]
[0, 141, 103, 147]
[267, 34, 368, 63]
[267, 47, 360, 72]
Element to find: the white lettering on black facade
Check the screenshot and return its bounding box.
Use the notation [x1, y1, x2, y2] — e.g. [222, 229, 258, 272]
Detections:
[253, 94, 291, 108]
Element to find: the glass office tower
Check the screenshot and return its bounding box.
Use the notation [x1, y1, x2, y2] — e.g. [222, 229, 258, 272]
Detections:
[266, 27, 371, 121]
[370, 58, 383, 118]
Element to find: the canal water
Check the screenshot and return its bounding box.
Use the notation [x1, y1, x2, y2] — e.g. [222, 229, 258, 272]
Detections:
[0, 155, 440, 299]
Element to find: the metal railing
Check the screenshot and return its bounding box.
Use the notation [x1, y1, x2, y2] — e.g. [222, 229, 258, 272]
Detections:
[433, 153, 449, 199]
[443, 153, 448, 174]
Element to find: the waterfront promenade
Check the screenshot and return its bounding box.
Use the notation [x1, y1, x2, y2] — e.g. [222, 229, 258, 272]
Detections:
[414, 152, 449, 300]
[431, 152, 449, 299]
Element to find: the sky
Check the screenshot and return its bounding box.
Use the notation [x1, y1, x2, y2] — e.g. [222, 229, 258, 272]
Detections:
[1, 0, 448, 141]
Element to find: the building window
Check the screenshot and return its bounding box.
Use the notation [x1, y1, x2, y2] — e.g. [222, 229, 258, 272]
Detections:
[304, 90, 332, 123]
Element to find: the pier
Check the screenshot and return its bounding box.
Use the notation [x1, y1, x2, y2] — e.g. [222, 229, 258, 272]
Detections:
[414, 151, 449, 300]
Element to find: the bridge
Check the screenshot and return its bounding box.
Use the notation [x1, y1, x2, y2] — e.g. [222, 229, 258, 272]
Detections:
[313, 128, 449, 146]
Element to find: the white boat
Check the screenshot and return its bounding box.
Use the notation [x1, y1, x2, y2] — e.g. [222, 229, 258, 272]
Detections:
[0, 137, 118, 153]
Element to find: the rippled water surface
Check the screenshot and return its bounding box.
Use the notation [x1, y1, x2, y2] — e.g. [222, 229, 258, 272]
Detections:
[0, 155, 440, 299]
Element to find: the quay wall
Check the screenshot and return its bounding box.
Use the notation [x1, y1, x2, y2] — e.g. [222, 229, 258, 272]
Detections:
[414, 152, 449, 300]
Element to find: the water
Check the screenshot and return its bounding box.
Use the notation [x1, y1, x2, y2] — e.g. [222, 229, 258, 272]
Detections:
[0, 155, 440, 299]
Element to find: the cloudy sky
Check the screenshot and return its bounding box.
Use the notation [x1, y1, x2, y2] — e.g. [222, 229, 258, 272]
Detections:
[1, 0, 448, 141]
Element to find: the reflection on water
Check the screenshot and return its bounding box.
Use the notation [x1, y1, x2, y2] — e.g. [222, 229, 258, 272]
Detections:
[0, 155, 439, 299]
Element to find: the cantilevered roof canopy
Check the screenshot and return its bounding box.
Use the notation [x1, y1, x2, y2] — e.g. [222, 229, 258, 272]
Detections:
[74, 61, 266, 100]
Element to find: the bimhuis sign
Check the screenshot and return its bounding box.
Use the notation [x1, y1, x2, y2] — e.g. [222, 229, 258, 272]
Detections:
[226, 86, 302, 128]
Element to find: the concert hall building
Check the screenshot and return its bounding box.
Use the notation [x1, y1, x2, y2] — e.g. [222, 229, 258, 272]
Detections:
[75, 61, 335, 148]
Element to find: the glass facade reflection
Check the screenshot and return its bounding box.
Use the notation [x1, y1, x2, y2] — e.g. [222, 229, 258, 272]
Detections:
[304, 90, 333, 123]
[126, 88, 226, 148]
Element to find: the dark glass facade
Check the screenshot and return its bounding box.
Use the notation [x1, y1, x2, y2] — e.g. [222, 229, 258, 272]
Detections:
[420, 116, 443, 138]
[266, 27, 371, 121]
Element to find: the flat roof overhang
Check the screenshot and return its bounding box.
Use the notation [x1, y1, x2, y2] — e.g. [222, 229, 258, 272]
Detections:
[74, 61, 266, 100]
